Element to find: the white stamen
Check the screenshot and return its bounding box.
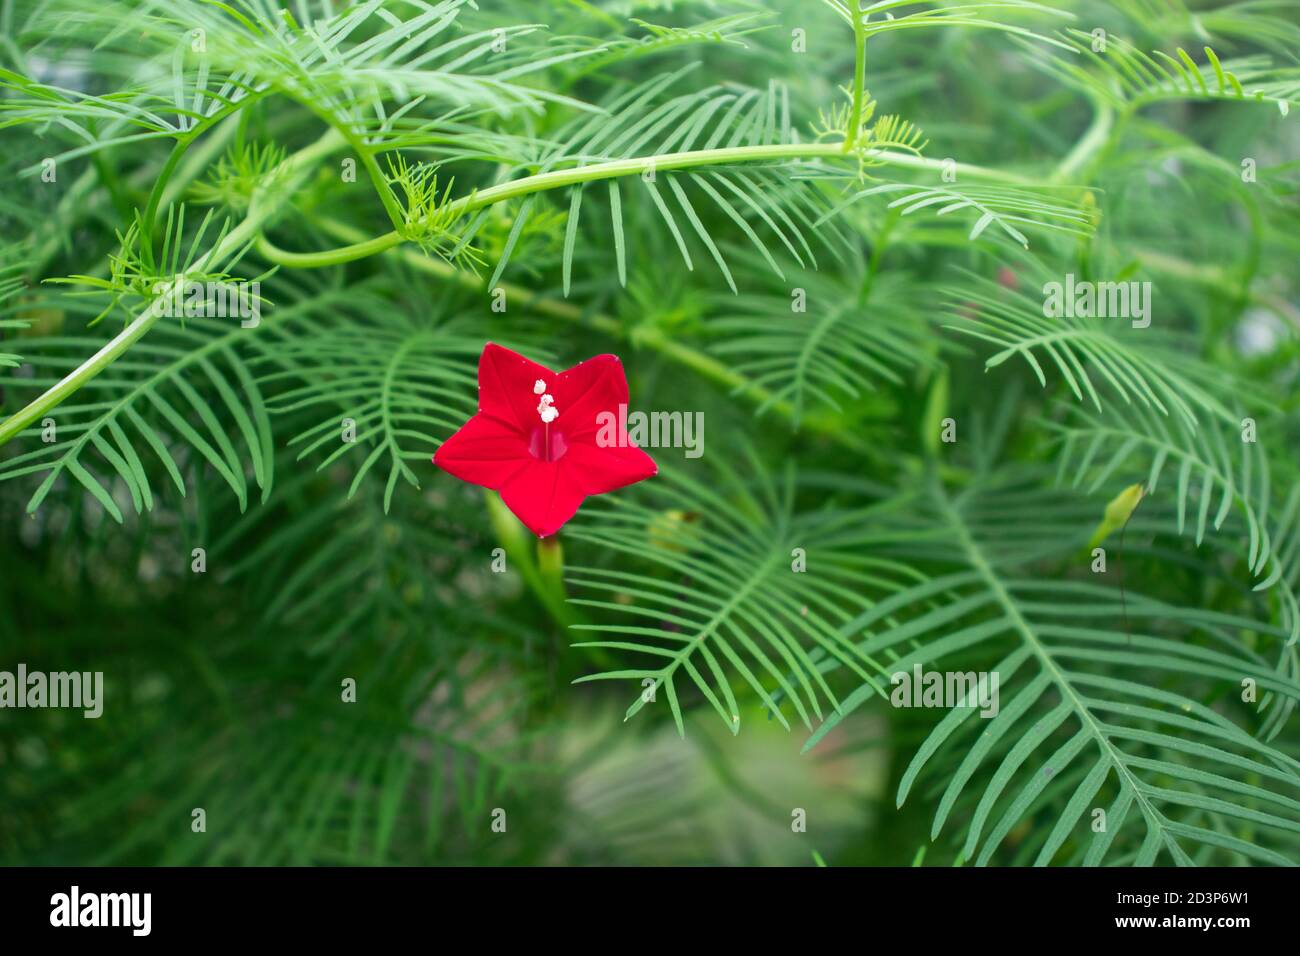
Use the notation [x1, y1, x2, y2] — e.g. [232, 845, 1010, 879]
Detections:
[533, 379, 546, 395]
[537, 393, 558, 419]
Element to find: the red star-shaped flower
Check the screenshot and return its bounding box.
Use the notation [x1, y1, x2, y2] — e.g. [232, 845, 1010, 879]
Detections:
[433, 343, 657, 537]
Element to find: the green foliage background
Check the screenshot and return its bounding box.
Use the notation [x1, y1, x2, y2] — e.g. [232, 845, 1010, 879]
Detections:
[1, 0, 1299, 866]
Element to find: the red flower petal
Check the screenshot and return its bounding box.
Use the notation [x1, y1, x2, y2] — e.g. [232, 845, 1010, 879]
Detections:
[433, 343, 657, 537]
[562, 440, 658, 496]
[499, 460, 588, 538]
[549, 354, 629, 443]
[433, 413, 530, 489]
[477, 342, 555, 432]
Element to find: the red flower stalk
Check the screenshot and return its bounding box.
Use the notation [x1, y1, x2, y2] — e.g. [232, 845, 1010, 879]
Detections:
[433, 343, 657, 537]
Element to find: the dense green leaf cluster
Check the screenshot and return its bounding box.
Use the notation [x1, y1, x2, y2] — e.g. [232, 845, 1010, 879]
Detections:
[1, 0, 1298, 866]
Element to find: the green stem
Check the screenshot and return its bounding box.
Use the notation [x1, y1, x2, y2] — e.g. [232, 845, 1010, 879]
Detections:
[846, 3, 868, 150]
[485, 490, 578, 630]
[90, 152, 133, 224]
[1051, 96, 1115, 183]
[26, 115, 242, 290]
[270, 216, 868, 452]
[254, 230, 404, 267]
[0, 128, 345, 448]
[142, 137, 193, 240]
[0, 124, 1029, 450]
[255, 142, 1033, 270]
[536, 537, 569, 613]
[139, 98, 271, 242]
[300, 101, 407, 232]
[461, 142, 846, 206]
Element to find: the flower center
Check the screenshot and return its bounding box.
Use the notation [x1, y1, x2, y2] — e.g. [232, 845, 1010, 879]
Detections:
[527, 379, 565, 460]
[528, 423, 568, 462]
